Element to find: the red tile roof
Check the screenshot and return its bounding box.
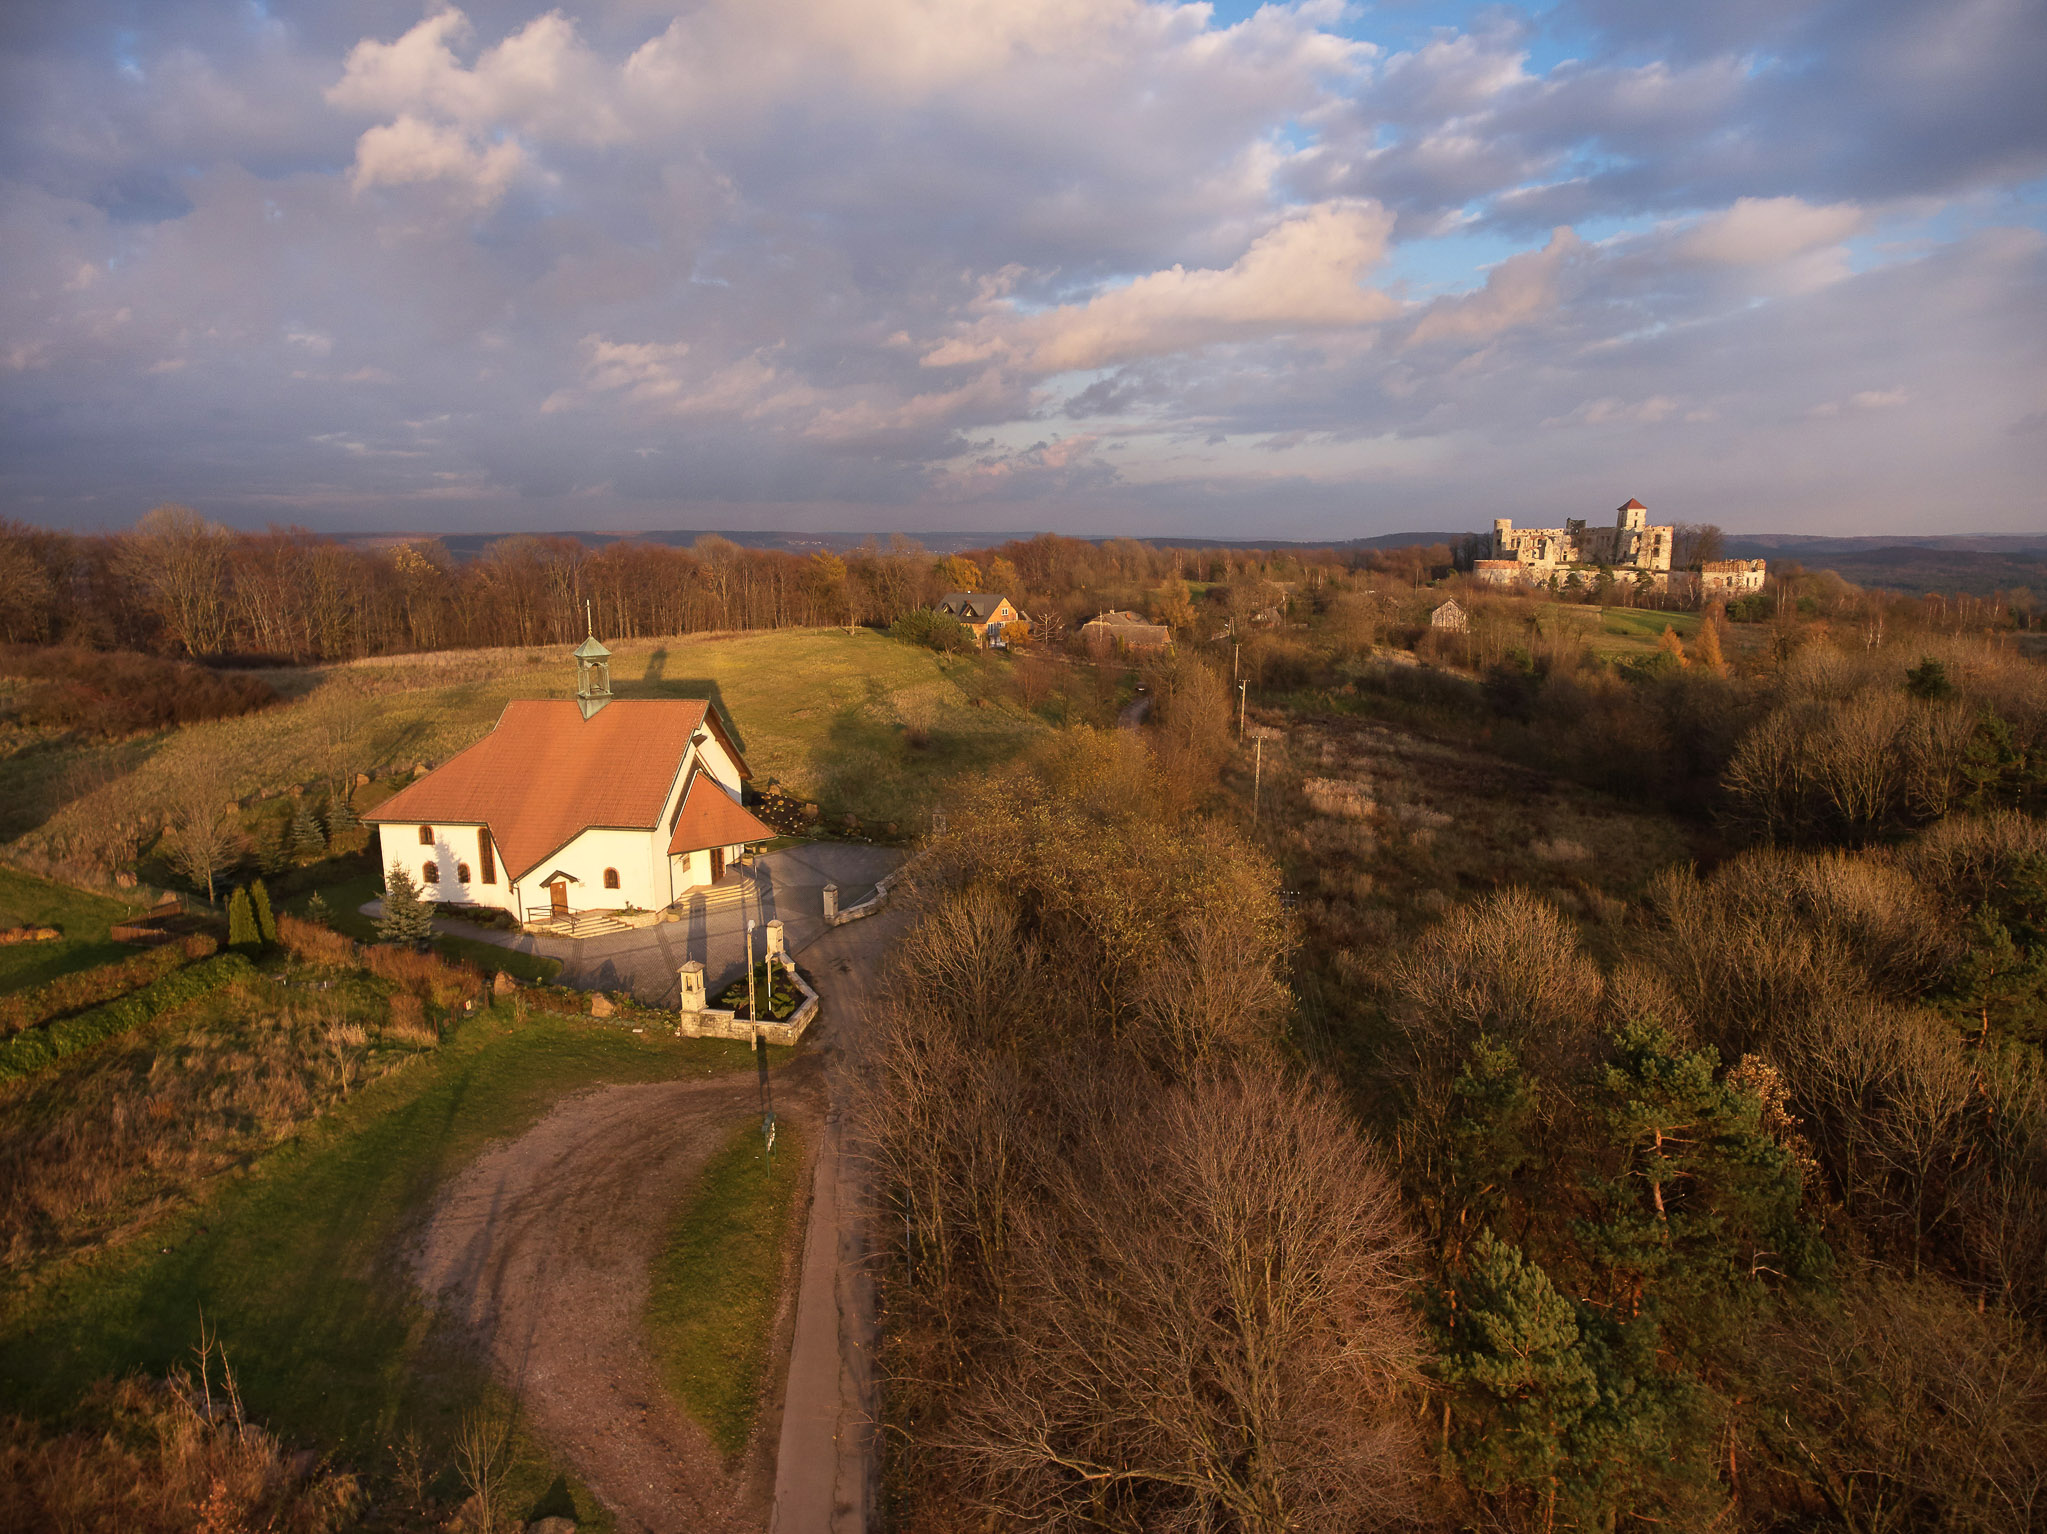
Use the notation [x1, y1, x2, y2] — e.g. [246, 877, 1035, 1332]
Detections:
[667, 770, 775, 854]
[365, 699, 748, 881]
[1620, 497, 1647, 510]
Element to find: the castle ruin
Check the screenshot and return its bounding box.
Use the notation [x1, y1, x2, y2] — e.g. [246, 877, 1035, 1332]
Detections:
[1479, 499, 1673, 588]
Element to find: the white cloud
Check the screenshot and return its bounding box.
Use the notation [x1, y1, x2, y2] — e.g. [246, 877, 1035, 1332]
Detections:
[924, 202, 1397, 374]
[1408, 228, 1581, 345]
[346, 113, 527, 202]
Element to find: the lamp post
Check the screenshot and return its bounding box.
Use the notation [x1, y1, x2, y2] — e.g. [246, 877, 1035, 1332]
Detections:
[745, 918, 757, 1024]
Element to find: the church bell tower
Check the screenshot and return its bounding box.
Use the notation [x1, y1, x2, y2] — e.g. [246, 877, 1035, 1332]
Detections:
[574, 600, 612, 719]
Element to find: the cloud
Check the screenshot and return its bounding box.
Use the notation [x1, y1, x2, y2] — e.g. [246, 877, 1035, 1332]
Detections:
[0, 0, 2041, 533]
[924, 202, 1397, 374]
[1408, 228, 1582, 345]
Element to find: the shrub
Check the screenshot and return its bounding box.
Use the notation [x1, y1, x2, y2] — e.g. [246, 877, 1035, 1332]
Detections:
[227, 887, 258, 948]
[361, 944, 481, 1009]
[0, 643, 278, 737]
[889, 609, 973, 653]
[383, 992, 439, 1047]
[290, 804, 325, 862]
[250, 878, 278, 945]
[0, 936, 215, 1039]
[277, 912, 357, 968]
[0, 953, 256, 1083]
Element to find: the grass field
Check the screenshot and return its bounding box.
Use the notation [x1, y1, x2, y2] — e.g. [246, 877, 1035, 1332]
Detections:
[0, 1003, 762, 1526]
[5, 628, 1046, 881]
[299, 868, 563, 985]
[647, 1116, 807, 1460]
[0, 864, 143, 995]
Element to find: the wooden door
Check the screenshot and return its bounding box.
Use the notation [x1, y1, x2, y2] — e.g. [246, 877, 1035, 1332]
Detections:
[550, 881, 568, 917]
[710, 847, 725, 883]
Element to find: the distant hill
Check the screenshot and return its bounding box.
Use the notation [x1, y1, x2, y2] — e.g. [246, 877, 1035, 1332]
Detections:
[1722, 534, 2047, 596]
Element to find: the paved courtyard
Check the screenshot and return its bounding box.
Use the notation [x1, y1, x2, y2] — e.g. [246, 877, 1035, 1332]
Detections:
[379, 843, 904, 1007]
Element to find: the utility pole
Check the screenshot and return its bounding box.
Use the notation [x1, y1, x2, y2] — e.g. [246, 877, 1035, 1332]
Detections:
[1253, 736, 1263, 823]
[1238, 681, 1247, 739]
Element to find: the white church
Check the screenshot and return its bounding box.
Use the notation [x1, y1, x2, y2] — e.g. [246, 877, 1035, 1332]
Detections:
[364, 628, 772, 926]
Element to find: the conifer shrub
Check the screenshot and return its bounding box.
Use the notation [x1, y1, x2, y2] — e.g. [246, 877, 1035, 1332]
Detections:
[374, 865, 434, 945]
[226, 887, 258, 949]
[249, 878, 277, 945]
[290, 804, 325, 862]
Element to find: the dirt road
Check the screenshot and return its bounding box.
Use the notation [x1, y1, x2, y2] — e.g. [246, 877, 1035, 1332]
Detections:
[411, 901, 905, 1534]
[414, 1071, 818, 1534]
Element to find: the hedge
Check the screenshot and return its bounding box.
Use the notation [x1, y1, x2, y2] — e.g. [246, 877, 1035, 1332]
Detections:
[0, 934, 217, 1040]
[0, 953, 257, 1084]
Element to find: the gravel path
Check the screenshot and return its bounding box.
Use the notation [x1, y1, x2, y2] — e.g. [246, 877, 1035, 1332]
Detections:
[413, 1071, 820, 1534]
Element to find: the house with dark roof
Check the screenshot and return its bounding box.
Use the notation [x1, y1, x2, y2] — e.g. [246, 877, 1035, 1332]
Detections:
[1081, 609, 1172, 654]
[934, 591, 1028, 646]
[362, 631, 772, 926]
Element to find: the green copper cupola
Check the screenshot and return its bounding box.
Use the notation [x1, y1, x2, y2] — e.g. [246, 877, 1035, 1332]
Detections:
[574, 599, 612, 719]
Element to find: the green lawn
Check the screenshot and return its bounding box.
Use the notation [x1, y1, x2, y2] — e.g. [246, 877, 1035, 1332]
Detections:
[0, 1005, 761, 1523]
[1587, 605, 1703, 661]
[0, 863, 143, 995]
[9, 628, 1046, 879]
[647, 1116, 807, 1459]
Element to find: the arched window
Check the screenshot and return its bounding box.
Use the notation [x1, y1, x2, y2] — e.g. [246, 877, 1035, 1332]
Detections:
[423, 861, 440, 884]
[418, 825, 434, 845]
[456, 863, 472, 884]
[603, 868, 620, 889]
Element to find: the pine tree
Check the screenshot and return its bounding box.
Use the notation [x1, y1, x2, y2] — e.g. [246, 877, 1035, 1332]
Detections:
[249, 878, 278, 946]
[305, 890, 332, 926]
[227, 886, 259, 948]
[258, 820, 290, 875]
[328, 796, 359, 835]
[376, 864, 435, 945]
[291, 803, 325, 862]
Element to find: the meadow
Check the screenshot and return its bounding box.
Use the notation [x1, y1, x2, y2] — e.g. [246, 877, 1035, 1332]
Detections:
[3, 627, 1046, 886]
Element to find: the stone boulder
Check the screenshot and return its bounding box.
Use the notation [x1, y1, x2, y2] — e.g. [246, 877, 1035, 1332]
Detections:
[588, 993, 616, 1018]
[492, 971, 519, 997]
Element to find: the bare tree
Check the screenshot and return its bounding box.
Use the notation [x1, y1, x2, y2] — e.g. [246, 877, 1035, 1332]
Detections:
[163, 746, 244, 903]
[116, 504, 232, 656]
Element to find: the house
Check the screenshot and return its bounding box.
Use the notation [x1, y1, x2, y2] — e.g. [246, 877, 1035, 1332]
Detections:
[362, 632, 772, 927]
[1429, 598, 1468, 633]
[1081, 610, 1172, 654]
[935, 591, 1029, 647]
[1699, 558, 1767, 595]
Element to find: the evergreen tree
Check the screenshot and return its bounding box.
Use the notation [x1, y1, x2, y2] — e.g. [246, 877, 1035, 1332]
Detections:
[1433, 1229, 1598, 1512]
[376, 863, 435, 944]
[227, 886, 258, 948]
[328, 796, 359, 835]
[258, 820, 290, 875]
[249, 878, 278, 946]
[305, 890, 332, 926]
[291, 803, 325, 862]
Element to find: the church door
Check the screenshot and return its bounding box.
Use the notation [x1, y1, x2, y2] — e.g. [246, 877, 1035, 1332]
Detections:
[550, 881, 568, 918]
[710, 848, 725, 883]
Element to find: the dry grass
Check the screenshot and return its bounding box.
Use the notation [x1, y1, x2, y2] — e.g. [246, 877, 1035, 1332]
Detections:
[0, 967, 435, 1276]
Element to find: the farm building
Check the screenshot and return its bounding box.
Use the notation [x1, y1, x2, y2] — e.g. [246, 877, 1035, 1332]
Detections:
[1429, 598, 1469, 632]
[362, 632, 771, 928]
[1082, 610, 1172, 654]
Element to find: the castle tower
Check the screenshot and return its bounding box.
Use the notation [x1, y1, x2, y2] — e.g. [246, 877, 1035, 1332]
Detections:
[574, 599, 612, 720]
[1617, 497, 1648, 532]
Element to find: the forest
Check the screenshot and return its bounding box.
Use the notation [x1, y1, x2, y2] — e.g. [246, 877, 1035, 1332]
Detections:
[862, 578, 2047, 1531]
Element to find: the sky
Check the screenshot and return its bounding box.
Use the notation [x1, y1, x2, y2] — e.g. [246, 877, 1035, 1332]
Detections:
[2, 0, 2044, 539]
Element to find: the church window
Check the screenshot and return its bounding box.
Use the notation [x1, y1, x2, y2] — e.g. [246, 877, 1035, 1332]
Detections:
[457, 863, 472, 884]
[478, 829, 496, 884]
[418, 825, 434, 844]
[603, 868, 621, 889]
[423, 861, 440, 884]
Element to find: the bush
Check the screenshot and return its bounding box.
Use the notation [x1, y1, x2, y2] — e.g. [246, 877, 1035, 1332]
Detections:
[375, 864, 434, 944]
[277, 912, 357, 968]
[0, 953, 256, 1083]
[0, 644, 279, 736]
[0, 935, 216, 1039]
[360, 944, 482, 1009]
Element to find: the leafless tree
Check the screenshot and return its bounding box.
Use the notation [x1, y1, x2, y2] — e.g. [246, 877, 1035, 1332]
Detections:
[116, 505, 231, 656]
[163, 745, 244, 904]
